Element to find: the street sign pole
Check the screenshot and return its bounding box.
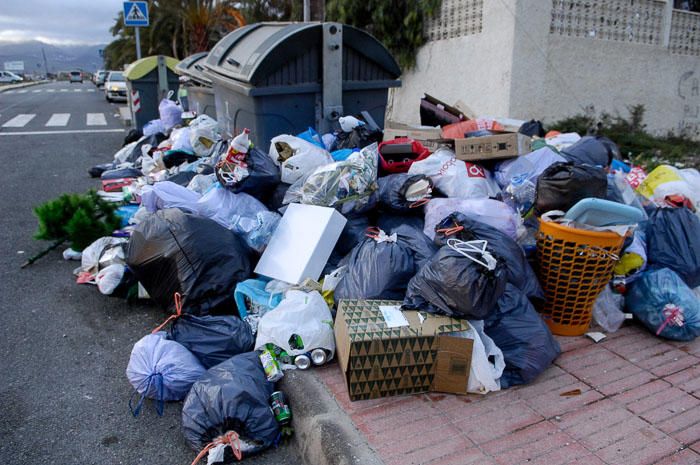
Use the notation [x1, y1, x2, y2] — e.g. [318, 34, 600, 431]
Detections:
[135, 27, 141, 60]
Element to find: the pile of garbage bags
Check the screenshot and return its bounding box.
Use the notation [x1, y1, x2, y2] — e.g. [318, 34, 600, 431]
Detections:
[63, 94, 700, 463]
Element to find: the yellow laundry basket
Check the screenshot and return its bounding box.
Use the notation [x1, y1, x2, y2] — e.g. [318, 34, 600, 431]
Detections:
[536, 221, 625, 336]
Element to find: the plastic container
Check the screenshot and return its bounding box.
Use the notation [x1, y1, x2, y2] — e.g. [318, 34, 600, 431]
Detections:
[536, 220, 625, 336]
[504, 175, 535, 215]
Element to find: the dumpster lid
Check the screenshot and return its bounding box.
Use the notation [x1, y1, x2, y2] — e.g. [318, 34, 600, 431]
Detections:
[175, 52, 212, 86]
[125, 55, 179, 80]
[204, 22, 401, 87]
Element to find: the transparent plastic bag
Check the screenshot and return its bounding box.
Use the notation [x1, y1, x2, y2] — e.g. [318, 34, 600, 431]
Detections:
[592, 285, 625, 333]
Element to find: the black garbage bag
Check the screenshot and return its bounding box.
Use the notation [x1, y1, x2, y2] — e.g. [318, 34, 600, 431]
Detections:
[89, 162, 116, 178]
[434, 213, 544, 301]
[128, 133, 167, 163]
[330, 125, 382, 151]
[217, 147, 281, 202]
[561, 135, 619, 167]
[377, 174, 433, 214]
[334, 215, 371, 257]
[124, 128, 143, 146]
[376, 214, 438, 270]
[126, 208, 252, 316]
[266, 183, 290, 212]
[402, 242, 507, 319]
[646, 207, 700, 288]
[163, 150, 198, 168]
[335, 233, 416, 302]
[535, 162, 607, 214]
[166, 171, 197, 187]
[484, 285, 561, 388]
[169, 315, 255, 369]
[518, 120, 545, 138]
[101, 167, 143, 180]
[182, 352, 279, 459]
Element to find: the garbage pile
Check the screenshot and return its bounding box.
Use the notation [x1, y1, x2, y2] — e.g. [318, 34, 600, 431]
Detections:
[53, 93, 700, 462]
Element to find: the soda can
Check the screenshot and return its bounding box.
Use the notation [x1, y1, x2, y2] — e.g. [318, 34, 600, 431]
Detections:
[260, 349, 283, 382]
[311, 348, 328, 366]
[270, 391, 292, 425]
[294, 353, 312, 370]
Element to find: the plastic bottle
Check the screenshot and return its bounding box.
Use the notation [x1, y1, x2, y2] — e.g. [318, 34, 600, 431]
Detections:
[230, 128, 250, 154]
[505, 174, 536, 215]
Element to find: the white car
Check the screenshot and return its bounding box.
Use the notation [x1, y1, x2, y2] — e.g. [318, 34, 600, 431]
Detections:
[104, 71, 127, 102]
[0, 71, 23, 84]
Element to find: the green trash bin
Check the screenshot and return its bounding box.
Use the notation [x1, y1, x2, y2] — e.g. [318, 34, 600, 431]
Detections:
[175, 52, 217, 119]
[125, 55, 181, 130]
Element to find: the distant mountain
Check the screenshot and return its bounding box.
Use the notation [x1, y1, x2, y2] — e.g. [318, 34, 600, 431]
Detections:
[0, 41, 107, 74]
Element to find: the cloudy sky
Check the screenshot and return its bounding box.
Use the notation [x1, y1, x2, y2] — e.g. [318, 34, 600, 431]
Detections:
[0, 1, 126, 45]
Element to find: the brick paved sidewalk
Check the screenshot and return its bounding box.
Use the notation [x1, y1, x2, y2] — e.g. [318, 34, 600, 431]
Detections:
[317, 324, 700, 465]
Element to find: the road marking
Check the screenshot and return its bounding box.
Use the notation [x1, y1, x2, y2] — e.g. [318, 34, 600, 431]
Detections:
[86, 113, 107, 126]
[87, 89, 95, 92]
[2, 114, 36, 127]
[46, 89, 55, 93]
[60, 89, 68, 92]
[17, 90, 28, 93]
[45, 113, 70, 127]
[32, 89, 42, 93]
[0, 129, 123, 136]
[4, 90, 16, 94]
[73, 89, 82, 92]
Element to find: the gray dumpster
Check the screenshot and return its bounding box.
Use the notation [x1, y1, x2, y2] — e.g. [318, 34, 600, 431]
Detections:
[125, 55, 180, 130]
[203, 22, 401, 149]
[175, 52, 217, 119]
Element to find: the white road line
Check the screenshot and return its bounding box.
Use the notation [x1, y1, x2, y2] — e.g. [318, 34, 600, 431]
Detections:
[2, 114, 36, 127]
[4, 90, 16, 94]
[32, 89, 42, 93]
[18, 90, 28, 94]
[87, 89, 95, 92]
[0, 129, 123, 136]
[45, 113, 70, 127]
[47, 89, 55, 93]
[60, 89, 68, 92]
[86, 113, 107, 126]
[73, 89, 82, 92]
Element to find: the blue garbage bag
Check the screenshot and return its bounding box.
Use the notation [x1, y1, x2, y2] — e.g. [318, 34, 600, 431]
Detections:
[646, 207, 700, 288]
[233, 279, 284, 319]
[182, 352, 279, 459]
[484, 285, 560, 388]
[169, 315, 255, 369]
[126, 333, 205, 416]
[626, 268, 700, 341]
[377, 214, 438, 270]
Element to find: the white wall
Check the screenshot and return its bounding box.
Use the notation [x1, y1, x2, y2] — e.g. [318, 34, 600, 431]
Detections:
[388, 0, 700, 139]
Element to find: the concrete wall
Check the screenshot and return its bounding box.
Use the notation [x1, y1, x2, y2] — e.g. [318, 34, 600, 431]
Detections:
[387, 0, 700, 138]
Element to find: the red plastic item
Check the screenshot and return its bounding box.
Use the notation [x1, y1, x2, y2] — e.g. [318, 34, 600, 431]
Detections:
[441, 119, 505, 138]
[377, 137, 431, 174]
[101, 178, 135, 192]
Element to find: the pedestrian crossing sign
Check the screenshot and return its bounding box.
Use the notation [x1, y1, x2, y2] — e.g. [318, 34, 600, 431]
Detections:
[123, 1, 148, 27]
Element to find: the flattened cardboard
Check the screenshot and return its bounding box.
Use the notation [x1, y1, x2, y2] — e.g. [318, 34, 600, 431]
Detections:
[383, 121, 450, 153]
[453, 133, 531, 161]
[335, 299, 473, 401]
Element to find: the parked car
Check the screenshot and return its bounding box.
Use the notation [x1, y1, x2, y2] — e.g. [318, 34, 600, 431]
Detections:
[94, 70, 108, 87]
[69, 71, 83, 83]
[0, 71, 23, 84]
[104, 71, 127, 102]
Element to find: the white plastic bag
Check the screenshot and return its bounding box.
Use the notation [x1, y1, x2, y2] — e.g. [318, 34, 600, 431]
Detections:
[268, 135, 334, 184]
[408, 147, 500, 199]
[126, 333, 206, 404]
[254, 290, 335, 358]
[186, 173, 217, 194]
[96, 264, 125, 295]
[462, 321, 505, 394]
[188, 114, 219, 156]
[494, 147, 566, 188]
[80, 237, 127, 275]
[592, 285, 625, 333]
[140, 181, 201, 213]
[170, 127, 194, 153]
[114, 140, 139, 164]
[196, 184, 267, 229]
[143, 119, 166, 137]
[158, 96, 183, 130]
[636, 165, 699, 208]
[423, 198, 520, 240]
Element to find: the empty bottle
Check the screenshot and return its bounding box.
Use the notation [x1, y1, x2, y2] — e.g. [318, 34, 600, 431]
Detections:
[505, 174, 536, 215]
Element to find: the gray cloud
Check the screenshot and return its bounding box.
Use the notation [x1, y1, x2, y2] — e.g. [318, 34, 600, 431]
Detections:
[0, 1, 127, 45]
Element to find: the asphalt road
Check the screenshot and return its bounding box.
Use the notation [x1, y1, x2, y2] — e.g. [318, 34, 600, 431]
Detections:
[0, 81, 301, 465]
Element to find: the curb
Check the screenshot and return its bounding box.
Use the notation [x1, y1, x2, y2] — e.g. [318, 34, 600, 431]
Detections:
[0, 80, 50, 93]
[280, 368, 384, 465]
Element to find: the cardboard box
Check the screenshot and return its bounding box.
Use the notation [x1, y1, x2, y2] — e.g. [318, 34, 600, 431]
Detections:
[335, 300, 473, 401]
[383, 121, 450, 153]
[453, 133, 531, 161]
[254, 204, 346, 284]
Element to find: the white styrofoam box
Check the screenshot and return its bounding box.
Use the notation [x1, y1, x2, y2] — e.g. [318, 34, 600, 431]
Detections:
[254, 204, 347, 285]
